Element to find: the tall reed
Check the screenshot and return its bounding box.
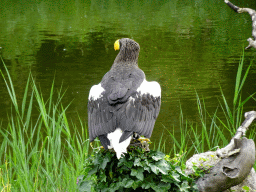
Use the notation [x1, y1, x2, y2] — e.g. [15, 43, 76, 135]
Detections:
[0, 57, 90, 191]
[166, 53, 255, 167]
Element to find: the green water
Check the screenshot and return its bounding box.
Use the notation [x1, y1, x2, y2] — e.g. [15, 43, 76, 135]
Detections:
[0, 0, 256, 149]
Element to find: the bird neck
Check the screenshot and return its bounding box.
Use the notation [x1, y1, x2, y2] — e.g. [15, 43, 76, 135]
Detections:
[111, 49, 139, 70]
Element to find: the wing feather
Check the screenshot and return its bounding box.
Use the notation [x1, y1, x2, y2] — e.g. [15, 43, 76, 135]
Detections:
[88, 69, 161, 145]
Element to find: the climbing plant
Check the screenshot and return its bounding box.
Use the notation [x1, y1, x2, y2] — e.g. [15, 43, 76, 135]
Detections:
[77, 147, 198, 192]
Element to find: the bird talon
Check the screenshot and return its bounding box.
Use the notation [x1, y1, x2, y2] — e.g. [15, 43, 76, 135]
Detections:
[138, 137, 150, 143]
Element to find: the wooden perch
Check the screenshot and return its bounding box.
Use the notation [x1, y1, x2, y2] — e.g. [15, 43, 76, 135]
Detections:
[224, 0, 256, 49]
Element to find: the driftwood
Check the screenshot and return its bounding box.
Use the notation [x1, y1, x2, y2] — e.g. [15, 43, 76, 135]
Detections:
[196, 138, 255, 192]
[217, 111, 256, 158]
[186, 111, 256, 192]
[224, 0, 256, 49]
[226, 168, 256, 192]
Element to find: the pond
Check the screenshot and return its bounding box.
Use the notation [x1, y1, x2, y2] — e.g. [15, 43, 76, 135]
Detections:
[0, 0, 256, 152]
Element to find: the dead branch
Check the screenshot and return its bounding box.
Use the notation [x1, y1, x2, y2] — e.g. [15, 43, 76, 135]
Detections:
[217, 111, 256, 158]
[224, 0, 256, 49]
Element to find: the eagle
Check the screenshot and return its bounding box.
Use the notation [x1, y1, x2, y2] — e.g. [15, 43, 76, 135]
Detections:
[88, 38, 161, 158]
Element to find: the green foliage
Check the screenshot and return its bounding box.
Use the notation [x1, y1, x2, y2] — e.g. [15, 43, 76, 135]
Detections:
[242, 185, 250, 192]
[0, 57, 90, 191]
[190, 164, 210, 180]
[78, 147, 198, 192]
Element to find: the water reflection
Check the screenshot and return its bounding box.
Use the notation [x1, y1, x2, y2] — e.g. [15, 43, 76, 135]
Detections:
[0, 0, 256, 152]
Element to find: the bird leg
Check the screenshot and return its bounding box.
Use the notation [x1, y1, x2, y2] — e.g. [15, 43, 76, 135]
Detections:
[128, 136, 151, 151]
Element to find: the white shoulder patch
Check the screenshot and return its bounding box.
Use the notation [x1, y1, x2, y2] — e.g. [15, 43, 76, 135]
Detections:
[88, 83, 105, 100]
[137, 79, 161, 97]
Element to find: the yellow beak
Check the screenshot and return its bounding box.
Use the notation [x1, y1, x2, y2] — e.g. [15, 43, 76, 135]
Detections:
[114, 39, 120, 51]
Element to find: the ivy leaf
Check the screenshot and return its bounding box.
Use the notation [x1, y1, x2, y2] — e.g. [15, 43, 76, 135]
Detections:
[155, 160, 170, 175]
[152, 151, 165, 161]
[78, 180, 92, 192]
[93, 153, 102, 165]
[137, 167, 144, 181]
[99, 174, 106, 182]
[87, 167, 97, 177]
[176, 166, 189, 179]
[170, 172, 181, 182]
[100, 155, 111, 169]
[130, 168, 137, 177]
[118, 157, 133, 169]
[120, 178, 128, 185]
[134, 157, 142, 167]
[132, 180, 141, 190]
[143, 165, 151, 172]
[157, 166, 168, 175]
[77, 175, 85, 184]
[125, 179, 134, 188]
[117, 156, 126, 167]
[131, 168, 144, 181]
[149, 163, 158, 174]
[161, 176, 174, 183]
[151, 182, 171, 192]
[179, 181, 190, 192]
[148, 160, 169, 175]
[109, 182, 122, 192]
[141, 181, 151, 189]
[126, 159, 134, 168]
[101, 188, 108, 192]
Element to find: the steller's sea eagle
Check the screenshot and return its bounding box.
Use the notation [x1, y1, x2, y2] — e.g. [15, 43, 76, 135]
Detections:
[88, 38, 161, 158]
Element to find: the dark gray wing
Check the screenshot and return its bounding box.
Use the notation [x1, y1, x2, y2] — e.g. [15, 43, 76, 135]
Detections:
[88, 68, 161, 146]
[119, 92, 161, 143]
[88, 68, 144, 144]
[88, 93, 116, 143]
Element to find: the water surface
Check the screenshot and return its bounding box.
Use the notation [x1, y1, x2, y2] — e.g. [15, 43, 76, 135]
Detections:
[1, 0, 256, 151]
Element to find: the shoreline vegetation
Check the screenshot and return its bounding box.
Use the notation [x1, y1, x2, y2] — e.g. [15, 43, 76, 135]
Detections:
[0, 54, 255, 191]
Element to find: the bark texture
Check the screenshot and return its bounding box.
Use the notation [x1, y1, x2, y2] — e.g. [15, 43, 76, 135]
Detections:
[196, 138, 255, 192]
[186, 111, 256, 191]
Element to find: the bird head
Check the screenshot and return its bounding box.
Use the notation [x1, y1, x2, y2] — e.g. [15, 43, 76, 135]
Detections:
[113, 38, 140, 65]
[114, 38, 140, 52]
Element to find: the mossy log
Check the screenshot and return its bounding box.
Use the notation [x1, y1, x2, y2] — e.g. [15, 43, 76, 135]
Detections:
[187, 111, 256, 192]
[196, 138, 255, 192]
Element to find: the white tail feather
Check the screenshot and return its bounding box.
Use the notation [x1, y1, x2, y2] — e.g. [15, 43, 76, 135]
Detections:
[107, 128, 132, 159]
